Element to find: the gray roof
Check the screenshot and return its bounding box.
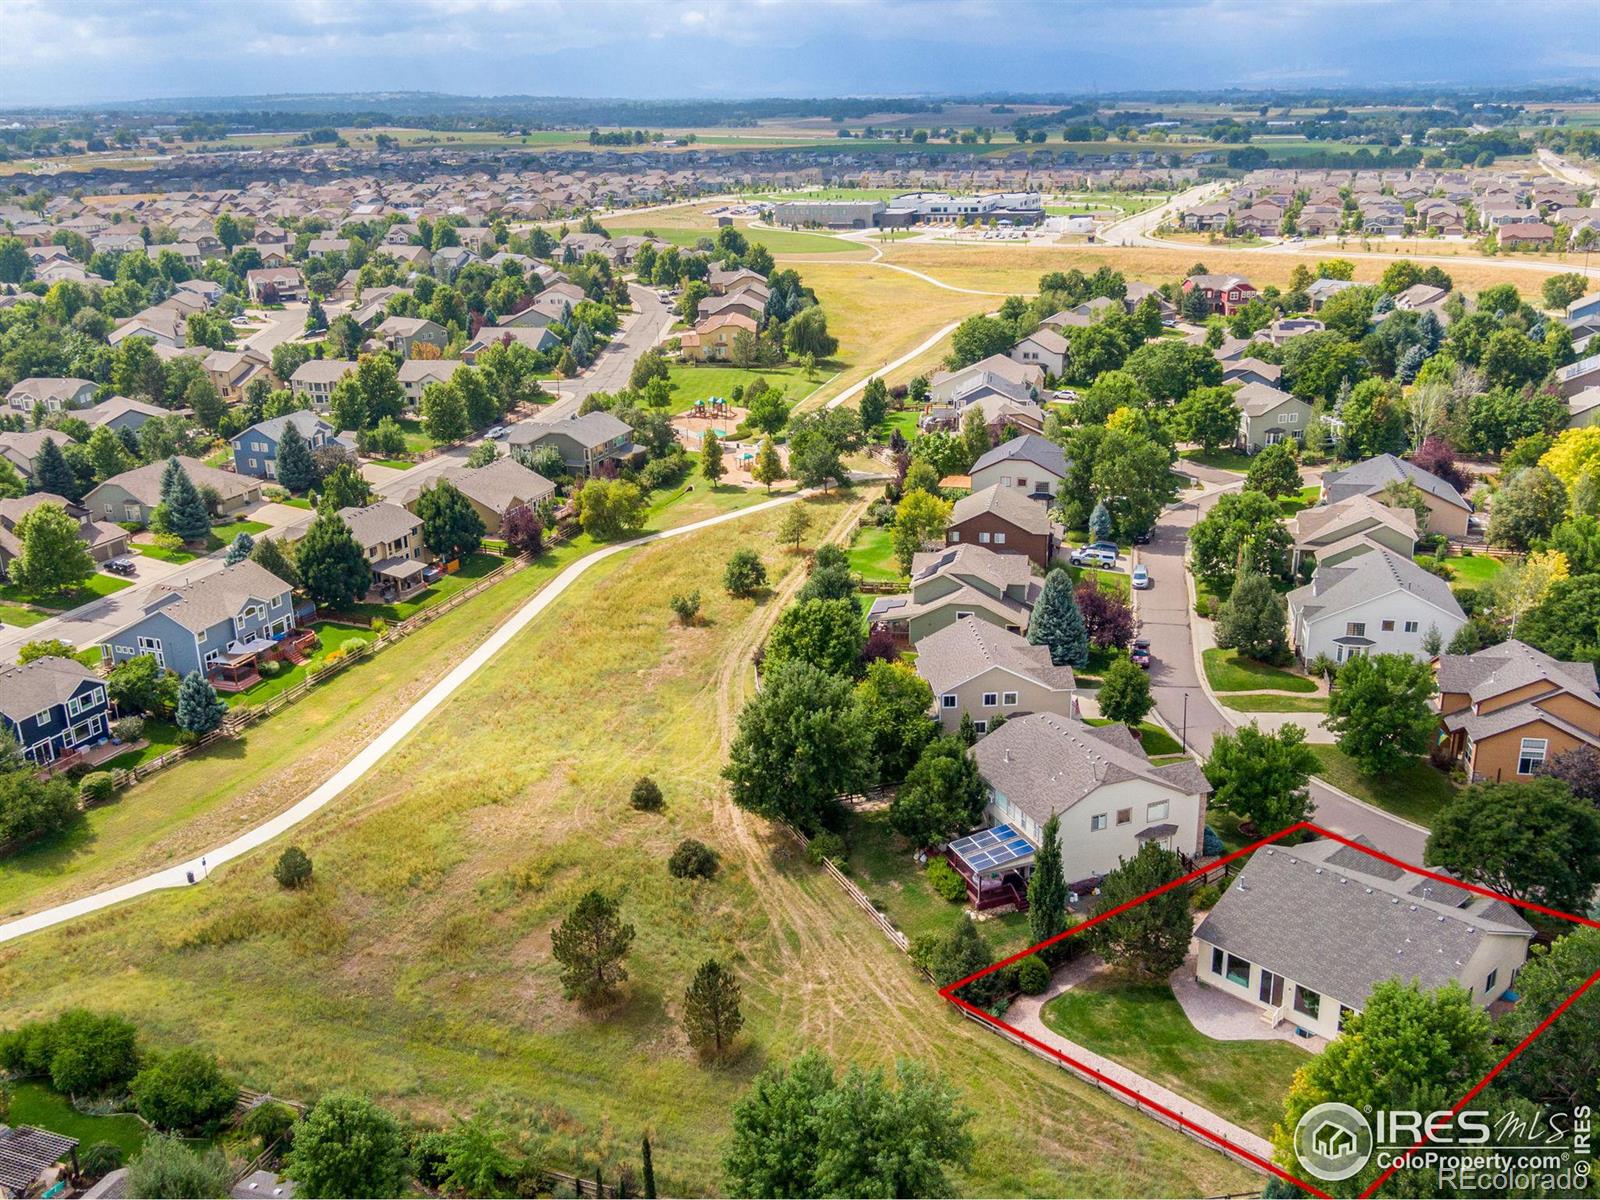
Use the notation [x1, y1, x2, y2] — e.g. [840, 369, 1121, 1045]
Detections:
[438, 456, 555, 512]
[1195, 839, 1533, 1011]
[0, 656, 101, 723]
[79, 395, 168, 427]
[337, 501, 422, 549]
[128, 559, 292, 635]
[1436, 638, 1599, 702]
[970, 434, 1068, 479]
[911, 542, 1036, 593]
[6, 376, 94, 403]
[1233, 381, 1300, 417]
[507, 410, 631, 450]
[90, 455, 258, 506]
[289, 359, 358, 385]
[1322, 453, 1471, 512]
[1288, 546, 1462, 625]
[914, 618, 1074, 695]
[237, 410, 333, 446]
[950, 484, 1052, 535]
[970, 712, 1208, 826]
[0, 1125, 79, 1195]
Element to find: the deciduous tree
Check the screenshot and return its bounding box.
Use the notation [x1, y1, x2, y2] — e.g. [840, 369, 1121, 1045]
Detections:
[284, 1092, 411, 1199]
[8, 503, 93, 595]
[1325, 652, 1437, 774]
[295, 512, 371, 608]
[1203, 722, 1318, 833]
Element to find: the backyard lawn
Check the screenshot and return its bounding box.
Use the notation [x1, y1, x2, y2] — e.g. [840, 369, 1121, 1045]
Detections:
[1309, 745, 1458, 827]
[396, 417, 441, 456]
[223, 623, 380, 708]
[344, 552, 506, 623]
[1278, 486, 1320, 516]
[1179, 447, 1253, 473]
[846, 525, 905, 583]
[102, 718, 184, 771]
[1041, 976, 1308, 1136]
[0, 573, 133, 611]
[1203, 649, 1319, 694]
[879, 407, 921, 444]
[1422, 551, 1508, 587]
[7, 1081, 149, 1160]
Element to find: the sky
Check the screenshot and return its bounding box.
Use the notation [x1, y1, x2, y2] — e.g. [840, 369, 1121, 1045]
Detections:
[1, 0, 1596, 108]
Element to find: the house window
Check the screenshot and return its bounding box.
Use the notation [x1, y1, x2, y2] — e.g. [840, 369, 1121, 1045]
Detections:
[941, 694, 958, 709]
[1294, 985, 1322, 1020]
[1486, 968, 1499, 995]
[948, 531, 960, 543]
[978, 531, 991, 544]
[955, 610, 974, 620]
[1211, 947, 1225, 976]
[1225, 955, 1251, 988]
[1518, 738, 1548, 775]
[1404, 620, 1419, 633]
[1381, 620, 1395, 632]
[1116, 808, 1132, 825]
[240, 605, 263, 621]
[1287, 411, 1298, 423]
[1345, 622, 1366, 637]
[973, 720, 987, 733]
[1090, 813, 1107, 831]
[1001, 475, 1012, 486]
[982, 692, 998, 708]
[1002, 691, 1018, 706]
[1146, 800, 1169, 821]
[993, 532, 1006, 545]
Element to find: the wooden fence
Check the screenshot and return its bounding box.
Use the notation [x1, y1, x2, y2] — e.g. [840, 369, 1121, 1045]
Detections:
[779, 821, 911, 955]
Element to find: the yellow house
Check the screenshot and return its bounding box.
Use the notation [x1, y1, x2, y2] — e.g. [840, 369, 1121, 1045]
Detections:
[679, 312, 759, 363]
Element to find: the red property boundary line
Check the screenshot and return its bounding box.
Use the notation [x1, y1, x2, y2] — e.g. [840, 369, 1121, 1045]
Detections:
[937, 820, 1600, 1199]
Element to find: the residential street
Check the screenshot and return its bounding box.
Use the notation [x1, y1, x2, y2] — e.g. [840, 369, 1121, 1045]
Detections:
[1140, 466, 1430, 865]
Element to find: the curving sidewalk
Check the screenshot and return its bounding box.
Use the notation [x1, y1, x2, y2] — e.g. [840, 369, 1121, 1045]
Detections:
[0, 493, 804, 947]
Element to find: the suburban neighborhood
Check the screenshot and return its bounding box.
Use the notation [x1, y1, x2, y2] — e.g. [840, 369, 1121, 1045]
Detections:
[0, 9, 1598, 1200]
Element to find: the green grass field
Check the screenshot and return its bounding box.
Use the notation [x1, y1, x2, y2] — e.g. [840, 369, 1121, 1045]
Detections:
[343, 552, 506, 624]
[846, 525, 905, 583]
[1220, 694, 1329, 714]
[1041, 976, 1309, 1136]
[0, 603, 48, 627]
[1203, 648, 1319, 694]
[663, 363, 804, 415]
[608, 224, 863, 256]
[0, 573, 133, 610]
[1309, 745, 1458, 827]
[7, 1081, 149, 1159]
[223, 623, 379, 708]
[1422, 552, 1507, 587]
[0, 494, 1255, 1199]
[102, 717, 183, 771]
[1179, 448, 1254, 474]
[1278, 486, 1320, 517]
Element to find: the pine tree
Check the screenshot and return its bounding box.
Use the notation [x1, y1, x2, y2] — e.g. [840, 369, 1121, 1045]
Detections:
[414, 479, 485, 560]
[224, 532, 254, 565]
[1215, 566, 1291, 664]
[1088, 501, 1112, 544]
[751, 436, 783, 493]
[551, 889, 635, 1004]
[159, 457, 211, 542]
[960, 406, 990, 469]
[275, 421, 316, 493]
[1026, 811, 1068, 952]
[175, 671, 226, 736]
[32, 436, 79, 499]
[700, 435, 725, 486]
[1027, 568, 1089, 668]
[641, 1137, 656, 1200]
[957, 711, 978, 747]
[682, 958, 744, 1058]
[295, 512, 371, 609]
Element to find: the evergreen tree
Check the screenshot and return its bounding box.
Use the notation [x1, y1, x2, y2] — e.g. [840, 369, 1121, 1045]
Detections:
[960, 406, 990, 469]
[1088, 501, 1112, 544]
[32, 436, 80, 500]
[295, 512, 371, 608]
[1027, 568, 1089, 667]
[224, 532, 254, 565]
[274, 421, 316, 493]
[159, 457, 211, 542]
[175, 671, 226, 736]
[682, 958, 744, 1058]
[1091, 842, 1190, 978]
[701, 435, 725, 486]
[414, 479, 485, 560]
[551, 889, 635, 1004]
[1214, 566, 1291, 664]
[642, 1137, 656, 1200]
[317, 463, 373, 512]
[250, 535, 300, 589]
[1026, 811, 1068, 952]
[957, 711, 978, 747]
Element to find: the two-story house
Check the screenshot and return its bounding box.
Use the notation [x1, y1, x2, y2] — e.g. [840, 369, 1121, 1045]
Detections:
[1008, 328, 1069, 378]
[866, 543, 1041, 646]
[508, 412, 636, 478]
[398, 360, 465, 408]
[1287, 546, 1465, 665]
[967, 435, 1069, 501]
[231, 412, 342, 481]
[5, 377, 97, 416]
[946, 484, 1057, 571]
[0, 656, 112, 767]
[1320, 453, 1473, 539]
[338, 501, 428, 598]
[289, 360, 358, 408]
[376, 316, 448, 358]
[1181, 274, 1258, 316]
[678, 312, 759, 363]
[1289, 494, 1417, 575]
[915, 618, 1075, 734]
[1234, 382, 1312, 451]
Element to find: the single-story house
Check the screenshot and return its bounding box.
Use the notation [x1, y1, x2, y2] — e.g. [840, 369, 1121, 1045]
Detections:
[78, 395, 169, 433]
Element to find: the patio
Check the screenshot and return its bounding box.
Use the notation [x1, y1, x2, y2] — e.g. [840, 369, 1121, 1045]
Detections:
[1169, 955, 1327, 1053]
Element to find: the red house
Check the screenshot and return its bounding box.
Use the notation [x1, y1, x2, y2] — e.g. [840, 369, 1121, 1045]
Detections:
[1182, 273, 1258, 316]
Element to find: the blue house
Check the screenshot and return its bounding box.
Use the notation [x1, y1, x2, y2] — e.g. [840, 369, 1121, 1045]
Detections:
[230, 411, 342, 481]
[99, 560, 303, 691]
[0, 656, 111, 767]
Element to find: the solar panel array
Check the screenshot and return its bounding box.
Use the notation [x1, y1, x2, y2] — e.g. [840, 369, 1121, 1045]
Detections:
[949, 824, 1036, 872]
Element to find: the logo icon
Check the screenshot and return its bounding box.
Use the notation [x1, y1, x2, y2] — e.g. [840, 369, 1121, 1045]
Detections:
[1295, 1102, 1374, 1181]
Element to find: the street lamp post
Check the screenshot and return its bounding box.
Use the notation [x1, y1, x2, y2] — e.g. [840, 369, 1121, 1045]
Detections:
[1182, 691, 1189, 752]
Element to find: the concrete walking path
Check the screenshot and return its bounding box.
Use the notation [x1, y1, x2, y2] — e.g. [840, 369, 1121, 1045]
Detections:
[0, 492, 805, 947]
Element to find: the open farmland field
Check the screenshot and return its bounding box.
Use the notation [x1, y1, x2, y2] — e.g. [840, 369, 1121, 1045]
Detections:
[0, 496, 1255, 1199]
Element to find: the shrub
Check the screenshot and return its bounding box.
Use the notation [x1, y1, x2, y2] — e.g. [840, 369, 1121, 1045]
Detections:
[630, 777, 664, 811]
[1306, 653, 1338, 680]
[806, 831, 846, 866]
[669, 591, 701, 626]
[638, 452, 691, 491]
[239, 1100, 297, 1145]
[1015, 955, 1051, 995]
[130, 1047, 236, 1132]
[46, 1010, 141, 1097]
[258, 659, 282, 678]
[79, 1142, 124, 1177]
[79, 772, 116, 804]
[667, 838, 719, 880]
[110, 716, 145, 742]
[273, 846, 313, 889]
[1202, 825, 1225, 858]
[151, 532, 185, 552]
[925, 857, 967, 902]
[1191, 884, 1222, 911]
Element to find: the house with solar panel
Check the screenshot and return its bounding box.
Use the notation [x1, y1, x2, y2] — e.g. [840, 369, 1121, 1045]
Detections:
[0, 1123, 78, 1198]
[945, 713, 1211, 910]
[1194, 838, 1533, 1040]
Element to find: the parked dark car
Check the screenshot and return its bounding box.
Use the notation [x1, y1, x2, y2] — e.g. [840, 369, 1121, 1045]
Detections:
[104, 557, 137, 576]
[1131, 530, 1152, 545]
[1131, 638, 1152, 669]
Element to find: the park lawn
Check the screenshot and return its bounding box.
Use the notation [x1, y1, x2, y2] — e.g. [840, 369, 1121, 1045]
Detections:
[1278, 486, 1320, 517]
[0, 494, 1256, 1200]
[1220, 694, 1329, 714]
[1179, 447, 1254, 473]
[1309, 745, 1458, 828]
[847, 525, 905, 583]
[343, 552, 507, 624]
[0, 603, 48, 627]
[1085, 718, 1184, 757]
[607, 223, 865, 256]
[102, 718, 184, 771]
[843, 809, 1033, 957]
[1041, 976, 1309, 1137]
[0, 573, 133, 610]
[663, 363, 803, 415]
[8, 1081, 149, 1160]
[642, 457, 785, 530]
[1203, 648, 1319, 694]
[222, 623, 379, 709]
